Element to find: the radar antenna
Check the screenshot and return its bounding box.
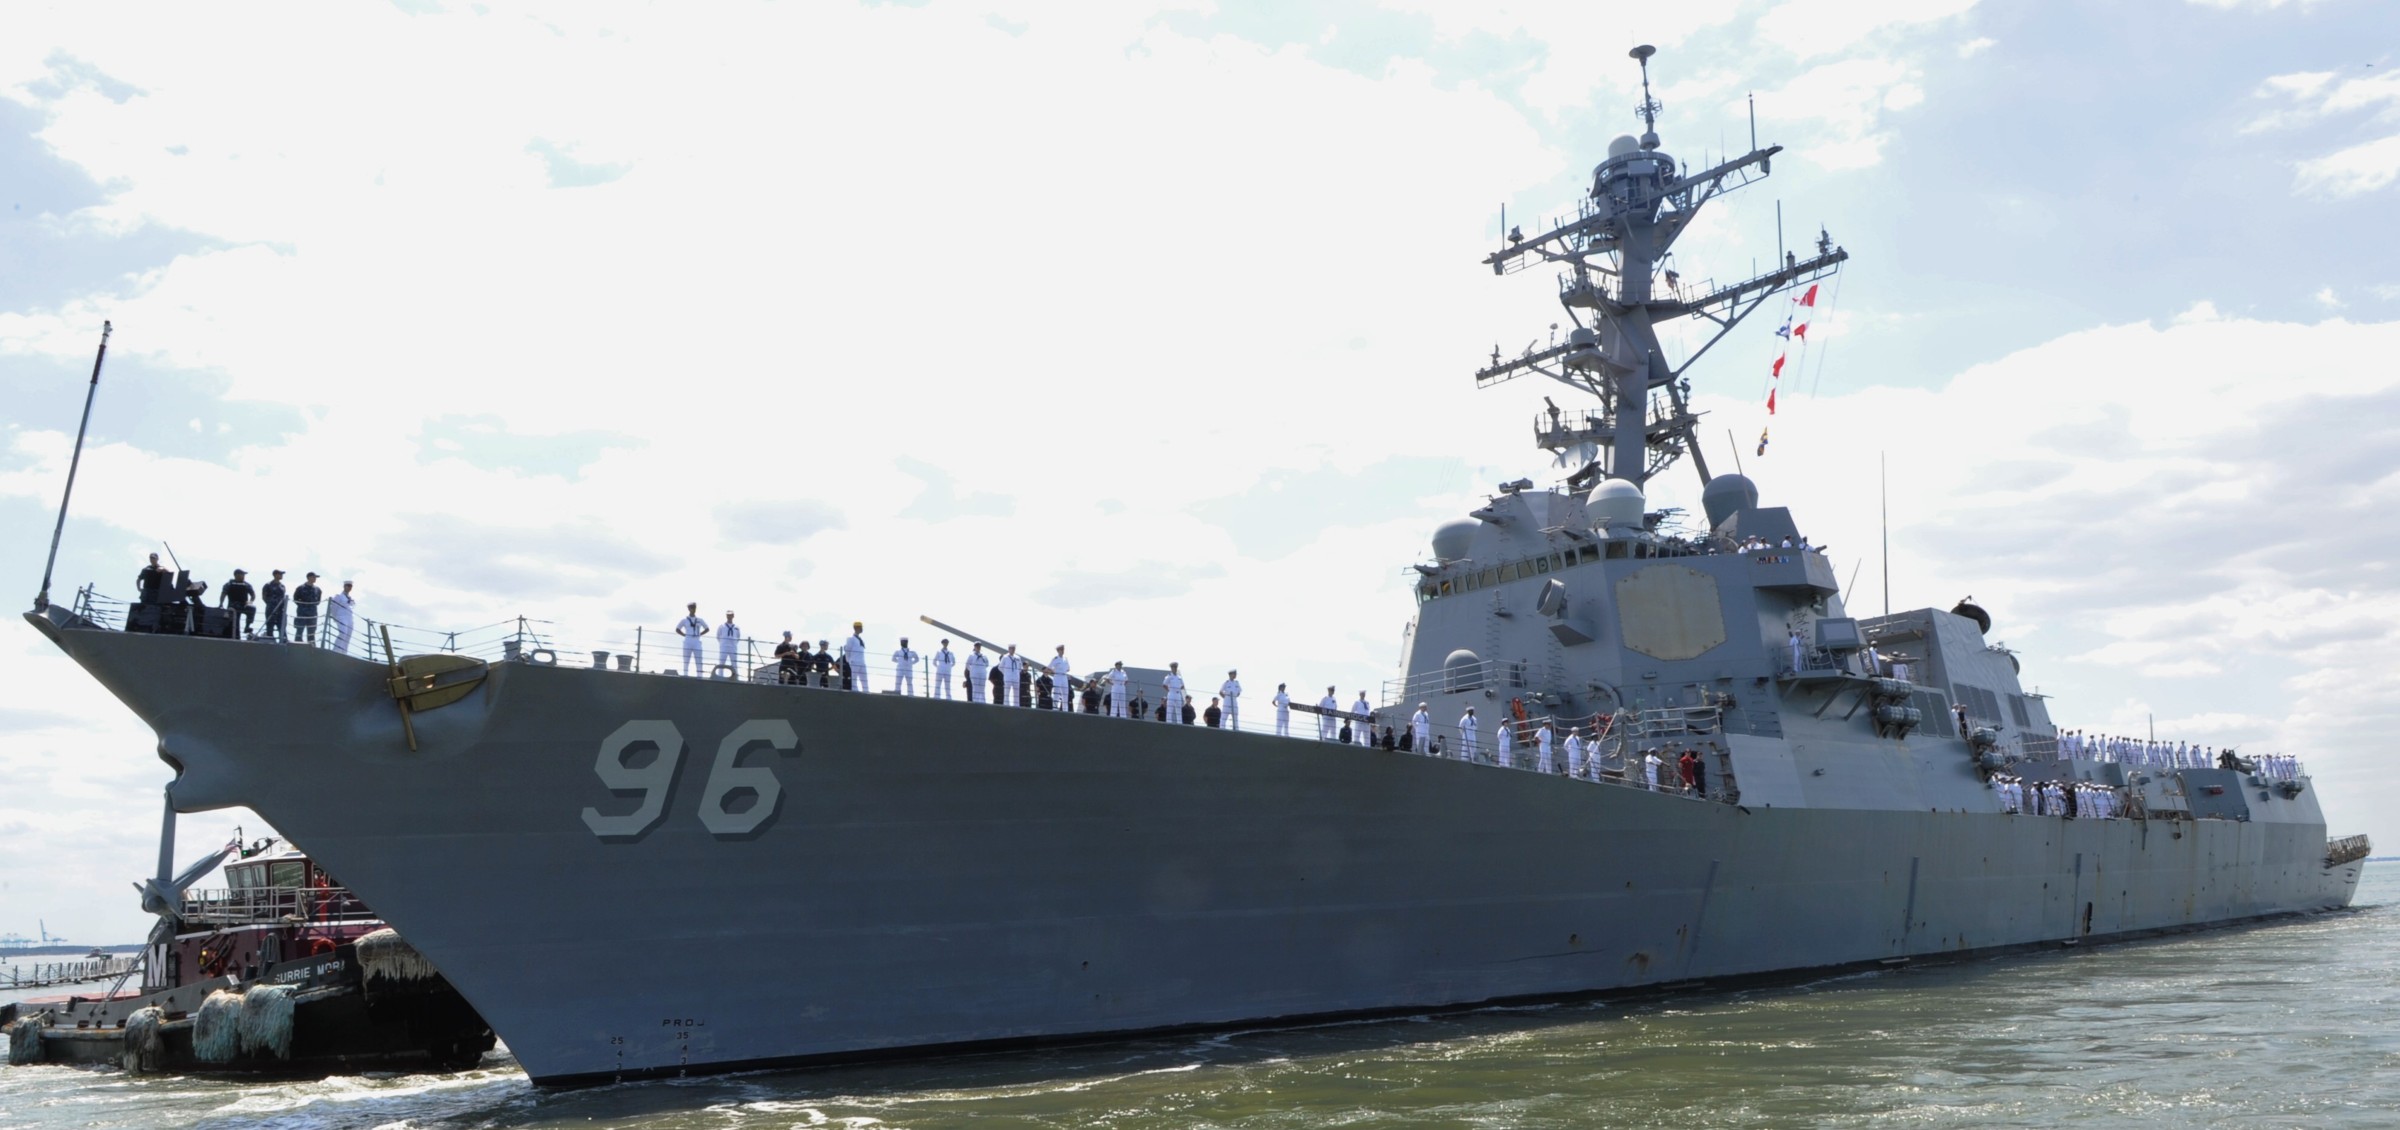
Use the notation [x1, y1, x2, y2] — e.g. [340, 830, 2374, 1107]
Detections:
[1631, 44, 1662, 147]
[1475, 45, 1847, 490]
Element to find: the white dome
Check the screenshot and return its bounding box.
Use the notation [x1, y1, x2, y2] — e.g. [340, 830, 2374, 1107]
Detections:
[1588, 478, 1645, 530]
[1431, 519, 1477, 563]
[1607, 135, 1641, 158]
[1443, 648, 1484, 692]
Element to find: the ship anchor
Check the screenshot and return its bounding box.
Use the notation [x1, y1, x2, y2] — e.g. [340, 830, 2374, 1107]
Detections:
[380, 624, 487, 751]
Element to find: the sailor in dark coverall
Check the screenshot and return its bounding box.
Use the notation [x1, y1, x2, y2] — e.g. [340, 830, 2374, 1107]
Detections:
[219, 568, 256, 638]
[292, 572, 324, 644]
[259, 569, 289, 642]
[774, 633, 802, 685]
[137, 553, 173, 604]
[811, 641, 834, 688]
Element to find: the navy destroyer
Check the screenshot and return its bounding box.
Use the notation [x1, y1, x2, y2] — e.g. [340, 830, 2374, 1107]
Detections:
[21, 47, 2366, 1085]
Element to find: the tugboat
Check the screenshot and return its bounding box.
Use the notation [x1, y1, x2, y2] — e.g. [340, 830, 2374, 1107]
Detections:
[3, 828, 493, 1075]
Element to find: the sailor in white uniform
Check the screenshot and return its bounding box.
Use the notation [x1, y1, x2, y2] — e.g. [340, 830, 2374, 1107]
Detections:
[716, 611, 743, 676]
[842, 624, 869, 691]
[1351, 692, 1373, 745]
[677, 603, 709, 676]
[1788, 628, 1805, 672]
[1643, 749, 1663, 790]
[891, 637, 919, 695]
[1410, 703, 1431, 753]
[327, 581, 357, 654]
[1220, 672, 1242, 731]
[1316, 688, 1339, 740]
[1535, 722, 1554, 773]
[1496, 718, 1514, 768]
[1163, 663, 1187, 721]
[965, 643, 990, 703]
[1273, 684, 1292, 736]
[1564, 729, 1586, 778]
[1050, 646, 1072, 710]
[999, 646, 1024, 706]
[1109, 662, 1130, 717]
[1457, 708, 1479, 761]
[932, 640, 956, 699]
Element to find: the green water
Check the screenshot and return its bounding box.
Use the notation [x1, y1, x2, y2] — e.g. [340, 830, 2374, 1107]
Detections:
[6, 866, 2393, 1129]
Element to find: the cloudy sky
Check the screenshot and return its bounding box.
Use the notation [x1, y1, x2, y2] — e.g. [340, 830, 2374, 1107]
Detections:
[3, 0, 2395, 944]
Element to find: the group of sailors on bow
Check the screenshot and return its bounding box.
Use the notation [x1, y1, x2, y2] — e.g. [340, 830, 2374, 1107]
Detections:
[132, 553, 357, 650]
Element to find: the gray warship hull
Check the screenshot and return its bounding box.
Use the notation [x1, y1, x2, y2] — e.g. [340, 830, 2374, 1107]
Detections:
[26, 613, 2363, 1084]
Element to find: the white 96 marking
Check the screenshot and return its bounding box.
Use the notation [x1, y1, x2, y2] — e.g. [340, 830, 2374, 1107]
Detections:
[582, 719, 802, 840]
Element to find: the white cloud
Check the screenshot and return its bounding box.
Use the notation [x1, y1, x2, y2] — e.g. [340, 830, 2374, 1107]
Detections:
[1754, 56, 1929, 169]
[2247, 68, 2400, 196]
[1755, 0, 1978, 61]
[1957, 37, 1996, 59]
[2296, 133, 2400, 197]
[2314, 286, 2345, 308]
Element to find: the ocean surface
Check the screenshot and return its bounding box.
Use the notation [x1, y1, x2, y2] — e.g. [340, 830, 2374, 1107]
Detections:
[5, 865, 2394, 1130]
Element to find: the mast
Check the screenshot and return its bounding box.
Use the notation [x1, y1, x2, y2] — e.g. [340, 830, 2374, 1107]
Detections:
[34, 321, 112, 612]
[1476, 47, 1845, 490]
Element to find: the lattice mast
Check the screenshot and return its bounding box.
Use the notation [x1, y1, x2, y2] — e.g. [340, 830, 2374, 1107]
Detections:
[1477, 45, 1846, 490]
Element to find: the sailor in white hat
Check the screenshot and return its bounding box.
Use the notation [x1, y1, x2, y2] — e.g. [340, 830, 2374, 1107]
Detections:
[965, 642, 990, 703]
[717, 611, 742, 676]
[676, 602, 708, 676]
[843, 623, 869, 691]
[1162, 662, 1187, 722]
[932, 639, 955, 699]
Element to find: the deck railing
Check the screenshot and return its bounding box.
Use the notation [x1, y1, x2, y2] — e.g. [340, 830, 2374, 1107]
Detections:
[2, 956, 137, 990]
[75, 585, 1750, 799]
[179, 885, 378, 927]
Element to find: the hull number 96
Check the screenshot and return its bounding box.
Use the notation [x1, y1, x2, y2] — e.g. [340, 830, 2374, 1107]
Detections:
[581, 719, 800, 840]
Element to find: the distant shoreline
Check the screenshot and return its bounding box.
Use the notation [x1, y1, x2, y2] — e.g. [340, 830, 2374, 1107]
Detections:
[0, 945, 138, 958]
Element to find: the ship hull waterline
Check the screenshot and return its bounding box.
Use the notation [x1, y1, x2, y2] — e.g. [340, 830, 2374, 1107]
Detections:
[33, 618, 2362, 1084]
